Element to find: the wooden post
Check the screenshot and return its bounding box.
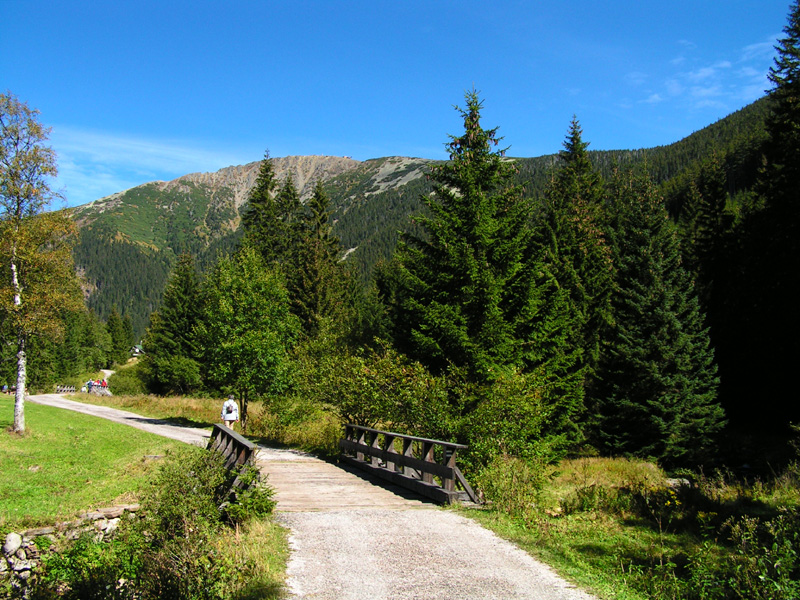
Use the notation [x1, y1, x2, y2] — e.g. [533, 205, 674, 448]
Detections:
[403, 438, 414, 477]
[357, 428, 366, 462]
[371, 431, 381, 467]
[422, 441, 434, 483]
[443, 447, 456, 492]
[385, 434, 397, 471]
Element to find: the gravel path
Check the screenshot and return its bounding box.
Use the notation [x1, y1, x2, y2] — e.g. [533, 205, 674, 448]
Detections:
[278, 509, 597, 600]
[27, 394, 599, 600]
[26, 394, 210, 445]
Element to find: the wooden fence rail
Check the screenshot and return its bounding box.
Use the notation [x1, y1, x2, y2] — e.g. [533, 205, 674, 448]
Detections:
[339, 424, 479, 504]
[206, 424, 258, 508]
[207, 423, 256, 470]
[55, 385, 76, 393]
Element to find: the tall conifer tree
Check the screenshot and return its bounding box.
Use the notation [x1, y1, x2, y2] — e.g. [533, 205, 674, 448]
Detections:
[592, 168, 724, 466]
[725, 0, 800, 429]
[385, 91, 580, 392]
[142, 253, 202, 393]
[539, 118, 612, 377]
[241, 151, 281, 262]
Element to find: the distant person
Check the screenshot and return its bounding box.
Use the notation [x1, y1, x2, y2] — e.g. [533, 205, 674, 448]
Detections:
[221, 395, 239, 430]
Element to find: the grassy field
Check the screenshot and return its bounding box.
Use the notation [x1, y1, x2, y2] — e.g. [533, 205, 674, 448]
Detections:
[1, 396, 289, 599]
[0, 398, 185, 529]
[462, 456, 800, 600]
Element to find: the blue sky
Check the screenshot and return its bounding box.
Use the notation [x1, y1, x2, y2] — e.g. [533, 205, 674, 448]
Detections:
[1, 0, 789, 207]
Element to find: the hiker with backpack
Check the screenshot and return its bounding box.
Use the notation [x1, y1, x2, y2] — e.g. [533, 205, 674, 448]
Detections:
[221, 395, 239, 430]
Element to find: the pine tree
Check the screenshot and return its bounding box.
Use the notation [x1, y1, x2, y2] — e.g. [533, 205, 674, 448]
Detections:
[538, 118, 613, 375]
[724, 0, 800, 430]
[289, 181, 350, 337]
[383, 91, 584, 449]
[105, 306, 133, 366]
[142, 253, 202, 393]
[241, 151, 281, 261]
[274, 174, 304, 262]
[592, 168, 724, 466]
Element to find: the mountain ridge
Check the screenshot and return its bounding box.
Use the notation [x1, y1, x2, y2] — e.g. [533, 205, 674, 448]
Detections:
[68, 97, 770, 338]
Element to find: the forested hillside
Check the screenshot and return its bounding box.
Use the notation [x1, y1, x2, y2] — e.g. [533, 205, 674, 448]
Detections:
[68, 96, 770, 340]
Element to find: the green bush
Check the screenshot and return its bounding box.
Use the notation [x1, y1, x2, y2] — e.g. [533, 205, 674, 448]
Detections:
[28, 446, 277, 600]
[475, 454, 548, 523]
[107, 363, 147, 396]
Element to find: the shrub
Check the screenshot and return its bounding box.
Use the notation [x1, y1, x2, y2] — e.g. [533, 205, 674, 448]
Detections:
[107, 363, 147, 396]
[28, 446, 278, 600]
[475, 454, 548, 523]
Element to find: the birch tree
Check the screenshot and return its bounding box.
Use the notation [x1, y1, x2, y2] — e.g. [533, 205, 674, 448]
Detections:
[0, 93, 81, 433]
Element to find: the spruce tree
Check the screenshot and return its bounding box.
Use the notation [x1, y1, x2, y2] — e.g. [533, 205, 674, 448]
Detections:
[725, 0, 800, 430]
[142, 253, 202, 393]
[538, 118, 612, 375]
[592, 168, 724, 466]
[289, 181, 350, 337]
[241, 151, 281, 261]
[385, 91, 582, 412]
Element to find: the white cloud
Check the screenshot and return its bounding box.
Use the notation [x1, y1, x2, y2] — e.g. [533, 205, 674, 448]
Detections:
[49, 127, 256, 207]
[741, 36, 780, 61]
[642, 34, 775, 112]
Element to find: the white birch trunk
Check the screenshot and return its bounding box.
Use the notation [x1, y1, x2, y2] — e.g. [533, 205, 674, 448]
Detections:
[11, 252, 26, 433]
[13, 336, 26, 433]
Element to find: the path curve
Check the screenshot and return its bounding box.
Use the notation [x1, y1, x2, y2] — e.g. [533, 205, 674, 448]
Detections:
[27, 394, 598, 600]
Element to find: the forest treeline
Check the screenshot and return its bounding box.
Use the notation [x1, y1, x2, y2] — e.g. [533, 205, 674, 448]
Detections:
[3, 1, 798, 474]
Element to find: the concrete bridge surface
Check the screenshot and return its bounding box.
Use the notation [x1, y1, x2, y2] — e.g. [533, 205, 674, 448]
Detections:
[27, 394, 598, 600]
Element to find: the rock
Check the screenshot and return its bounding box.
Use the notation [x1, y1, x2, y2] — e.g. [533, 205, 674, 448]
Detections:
[105, 518, 121, 534]
[9, 556, 35, 571]
[665, 477, 691, 490]
[23, 526, 54, 537]
[2, 533, 22, 556]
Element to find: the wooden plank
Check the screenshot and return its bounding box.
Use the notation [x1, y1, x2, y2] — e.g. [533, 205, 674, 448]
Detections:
[339, 455, 465, 504]
[340, 439, 456, 480]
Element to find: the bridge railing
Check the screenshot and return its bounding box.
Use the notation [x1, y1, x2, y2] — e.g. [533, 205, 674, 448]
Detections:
[339, 424, 479, 504]
[206, 424, 258, 509]
[207, 423, 256, 470]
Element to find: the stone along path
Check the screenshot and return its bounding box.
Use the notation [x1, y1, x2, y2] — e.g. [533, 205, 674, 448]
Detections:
[28, 394, 598, 600]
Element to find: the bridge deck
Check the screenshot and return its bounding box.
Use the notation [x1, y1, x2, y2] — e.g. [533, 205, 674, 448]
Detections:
[255, 447, 431, 511]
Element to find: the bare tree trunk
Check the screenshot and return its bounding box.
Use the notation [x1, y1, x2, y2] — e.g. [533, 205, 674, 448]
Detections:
[13, 334, 26, 433]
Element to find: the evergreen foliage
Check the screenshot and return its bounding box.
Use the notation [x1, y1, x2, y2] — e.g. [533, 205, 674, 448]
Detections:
[537, 118, 613, 376]
[386, 91, 572, 381]
[592, 168, 725, 466]
[105, 306, 134, 366]
[288, 181, 352, 338]
[141, 253, 202, 393]
[381, 91, 585, 459]
[240, 151, 299, 266]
